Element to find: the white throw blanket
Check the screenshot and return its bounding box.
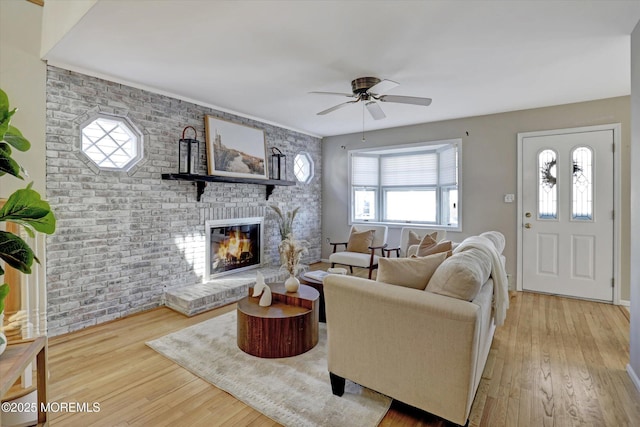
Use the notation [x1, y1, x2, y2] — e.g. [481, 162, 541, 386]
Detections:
[453, 232, 509, 326]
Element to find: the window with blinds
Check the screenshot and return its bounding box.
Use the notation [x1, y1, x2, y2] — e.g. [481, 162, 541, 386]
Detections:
[349, 140, 460, 227]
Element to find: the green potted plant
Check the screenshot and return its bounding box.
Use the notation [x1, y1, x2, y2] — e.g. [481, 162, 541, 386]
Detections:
[0, 88, 56, 355]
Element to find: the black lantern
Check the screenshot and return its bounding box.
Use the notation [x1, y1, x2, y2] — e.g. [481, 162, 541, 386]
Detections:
[178, 126, 199, 175]
[270, 147, 287, 180]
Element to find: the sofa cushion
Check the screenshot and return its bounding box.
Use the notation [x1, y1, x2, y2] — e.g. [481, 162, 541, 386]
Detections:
[417, 240, 452, 257]
[330, 252, 380, 268]
[346, 228, 375, 254]
[377, 252, 449, 290]
[426, 248, 492, 301]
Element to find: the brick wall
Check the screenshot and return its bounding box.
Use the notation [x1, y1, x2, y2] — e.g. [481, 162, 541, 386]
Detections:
[45, 66, 322, 336]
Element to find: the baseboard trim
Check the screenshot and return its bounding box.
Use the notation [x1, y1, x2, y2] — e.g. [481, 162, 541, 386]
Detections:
[620, 299, 630, 307]
[627, 364, 640, 392]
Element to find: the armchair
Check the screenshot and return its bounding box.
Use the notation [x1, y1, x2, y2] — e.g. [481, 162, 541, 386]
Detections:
[382, 227, 447, 258]
[328, 225, 388, 279]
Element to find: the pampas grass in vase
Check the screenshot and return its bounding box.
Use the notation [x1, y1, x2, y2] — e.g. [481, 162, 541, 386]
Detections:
[279, 234, 308, 292]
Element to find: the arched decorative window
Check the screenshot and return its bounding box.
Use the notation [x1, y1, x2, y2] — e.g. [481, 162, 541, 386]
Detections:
[538, 149, 557, 219]
[293, 152, 314, 184]
[572, 146, 593, 220]
[80, 114, 143, 171]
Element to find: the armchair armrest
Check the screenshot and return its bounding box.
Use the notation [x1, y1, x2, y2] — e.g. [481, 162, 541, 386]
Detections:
[368, 243, 388, 250]
[368, 243, 388, 258]
[329, 242, 348, 253]
[383, 246, 401, 258]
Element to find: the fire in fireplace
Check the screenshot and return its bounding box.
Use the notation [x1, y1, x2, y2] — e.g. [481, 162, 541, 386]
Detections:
[205, 217, 263, 280]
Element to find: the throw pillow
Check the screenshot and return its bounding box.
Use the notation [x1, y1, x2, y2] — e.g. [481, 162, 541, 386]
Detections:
[377, 252, 449, 290]
[417, 240, 452, 257]
[426, 248, 492, 301]
[415, 232, 437, 256]
[346, 228, 375, 254]
[407, 230, 422, 247]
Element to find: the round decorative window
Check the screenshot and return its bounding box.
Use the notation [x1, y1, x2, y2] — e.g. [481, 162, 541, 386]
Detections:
[80, 114, 143, 171]
[294, 152, 314, 184]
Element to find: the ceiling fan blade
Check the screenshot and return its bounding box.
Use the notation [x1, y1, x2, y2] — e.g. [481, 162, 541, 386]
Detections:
[317, 100, 358, 115]
[309, 91, 355, 98]
[368, 79, 399, 95]
[378, 95, 432, 106]
[365, 101, 386, 120]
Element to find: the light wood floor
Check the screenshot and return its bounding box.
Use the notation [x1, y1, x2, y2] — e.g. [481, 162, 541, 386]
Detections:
[45, 265, 640, 426]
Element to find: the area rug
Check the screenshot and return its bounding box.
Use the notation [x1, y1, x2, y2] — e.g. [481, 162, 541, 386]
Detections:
[146, 311, 391, 427]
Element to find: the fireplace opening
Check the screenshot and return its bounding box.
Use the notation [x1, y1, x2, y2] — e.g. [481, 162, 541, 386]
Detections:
[205, 217, 263, 280]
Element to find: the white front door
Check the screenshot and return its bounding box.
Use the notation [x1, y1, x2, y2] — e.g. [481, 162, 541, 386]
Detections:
[520, 128, 614, 301]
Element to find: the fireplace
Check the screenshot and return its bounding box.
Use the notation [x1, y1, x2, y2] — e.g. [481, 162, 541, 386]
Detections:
[205, 217, 264, 280]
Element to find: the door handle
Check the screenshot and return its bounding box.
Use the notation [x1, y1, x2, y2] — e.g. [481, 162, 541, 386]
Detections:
[524, 223, 532, 229]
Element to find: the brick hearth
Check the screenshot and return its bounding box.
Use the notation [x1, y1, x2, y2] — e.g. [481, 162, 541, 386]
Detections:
[164, 267, 289, 316]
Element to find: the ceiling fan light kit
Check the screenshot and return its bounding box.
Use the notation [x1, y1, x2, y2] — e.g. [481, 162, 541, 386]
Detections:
[311, 76, 432, 120]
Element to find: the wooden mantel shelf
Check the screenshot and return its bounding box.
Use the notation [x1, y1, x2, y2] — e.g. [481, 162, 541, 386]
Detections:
[161, 173, 296, 201]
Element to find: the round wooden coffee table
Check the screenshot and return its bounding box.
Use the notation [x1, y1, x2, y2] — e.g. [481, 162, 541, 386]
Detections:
[237, 283, 319, 358]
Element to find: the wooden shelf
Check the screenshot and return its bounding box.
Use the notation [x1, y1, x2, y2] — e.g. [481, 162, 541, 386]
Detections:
[161, 173, 296, 201]
[0, 336, 48, 426]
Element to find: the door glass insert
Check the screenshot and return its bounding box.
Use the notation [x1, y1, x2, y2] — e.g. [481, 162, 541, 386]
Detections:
[538, 149, 558, 219]
[572, 146, 593, 220]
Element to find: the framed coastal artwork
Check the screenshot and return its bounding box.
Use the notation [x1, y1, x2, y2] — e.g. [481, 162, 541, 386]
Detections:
[204, 116, 268, 179]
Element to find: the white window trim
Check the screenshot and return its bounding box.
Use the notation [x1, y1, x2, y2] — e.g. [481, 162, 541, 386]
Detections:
[293, 151, 314, 184]
[79, 113, 144, 172]
[348, 138, 462, 232]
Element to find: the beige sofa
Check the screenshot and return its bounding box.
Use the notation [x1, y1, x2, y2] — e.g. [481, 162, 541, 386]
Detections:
[323, 232, 507, 426]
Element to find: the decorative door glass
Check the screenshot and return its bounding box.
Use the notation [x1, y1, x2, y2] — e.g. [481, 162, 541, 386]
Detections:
[572, 146, 593, 220]
[538, 149, 558, 219]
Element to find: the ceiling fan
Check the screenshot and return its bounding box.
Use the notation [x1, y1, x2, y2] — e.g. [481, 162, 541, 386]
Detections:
[310, 77, 432, 120]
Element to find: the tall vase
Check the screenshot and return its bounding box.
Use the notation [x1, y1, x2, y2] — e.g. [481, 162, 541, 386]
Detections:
[285, 274, 300, 293]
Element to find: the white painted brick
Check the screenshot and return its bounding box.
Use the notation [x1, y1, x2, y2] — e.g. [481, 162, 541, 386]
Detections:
[45, 66, 321, 336]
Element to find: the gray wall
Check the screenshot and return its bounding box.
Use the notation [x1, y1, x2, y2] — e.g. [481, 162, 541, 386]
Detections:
[45, 67, 321, 336]
[322, 96, 631, 299]
[629, 20, 640, 389]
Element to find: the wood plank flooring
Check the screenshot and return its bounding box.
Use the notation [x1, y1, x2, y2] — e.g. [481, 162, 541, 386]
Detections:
[45, 264, 640, 426]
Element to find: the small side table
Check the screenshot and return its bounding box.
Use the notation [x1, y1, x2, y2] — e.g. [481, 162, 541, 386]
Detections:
[237, 284, 319, 358]
[298, 276, 326, 322]
[0, 336, 48, 426]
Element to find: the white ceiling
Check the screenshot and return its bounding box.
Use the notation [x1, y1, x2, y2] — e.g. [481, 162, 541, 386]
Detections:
[43, 0, 640, 138]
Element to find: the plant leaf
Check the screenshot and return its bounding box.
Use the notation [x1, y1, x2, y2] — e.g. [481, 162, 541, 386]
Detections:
[0, 283, 9, 314]
[0, 148, 23, 179]
[0, 185, 56, 234]
[0, 231, 34, 274]
[0, 89, 9, 115]
[4, 126, 30, 151]
[0, 108, 16, 142]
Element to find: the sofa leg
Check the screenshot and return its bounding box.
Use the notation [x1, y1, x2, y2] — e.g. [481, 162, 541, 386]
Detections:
[368, 268, 373, 279]
[329, 372, 345, 396]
